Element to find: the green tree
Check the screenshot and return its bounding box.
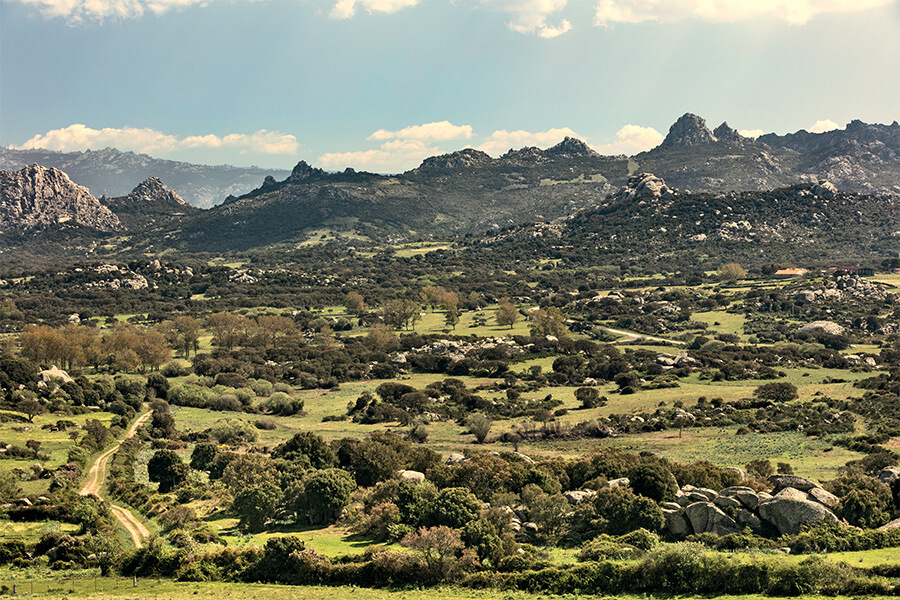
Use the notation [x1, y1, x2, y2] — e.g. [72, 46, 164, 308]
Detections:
[16, 396, 46, 422]
[630, 464, 678, 502]
[839, 489, 890, 529]
[593, 487, 665, 535]
[575, 386, 601, 409]
[401, 526, 466, 579]
[272, 431, 337, 469]
[147, 449, 189, 493]
[754, 382, 799, 403]
[421, 487, 481, 529]
[296, 468, 356, 525]
[382, 299, 421, 331]
[745, 458, 775, 480]
[233, 482, 282, 533]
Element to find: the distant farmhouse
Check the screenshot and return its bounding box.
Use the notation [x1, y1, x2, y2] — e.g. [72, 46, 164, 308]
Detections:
[773, 268, 808, 279]
[826, 266, 875, 277]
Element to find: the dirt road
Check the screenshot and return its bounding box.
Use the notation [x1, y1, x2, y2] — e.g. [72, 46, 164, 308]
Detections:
[599, 326, 686, 346]
[80, 409, 153, 548]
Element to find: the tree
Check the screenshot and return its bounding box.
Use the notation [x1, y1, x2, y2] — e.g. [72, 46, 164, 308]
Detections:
[171, 316, 201, 358]
[442, 290, 460, 330]
[401, 526, 465, 579]
[629, 464, 678, 502]
[16, 396, 46, 422]
[575, 386, 601, 409]
[529, 307, 568, 338]
[147, 449, 189, 493]
[272, 431, 337, 469]
[345, 291, 366, 317]
[754, 382, 799, 403]
[593, 487, 665, 535]
[382, 299, 421, 331]
[745, 458, 775, 480]
[256, 314, 299, 349]
[838, 489, 890, 529]
[465, 413, 492, 444]
[717, 263, 747, 282]
[496, 298, 519, 329]
[366, 323, 400, 352]
[221, 453, 278, 495]
[207, 312, 248, 350]
[296, 468, 355, 525]
[421, 487, 481, 529]
[233, 482, 282, 532]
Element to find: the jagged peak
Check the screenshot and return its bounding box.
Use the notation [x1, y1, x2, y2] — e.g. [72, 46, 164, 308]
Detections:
[614, 172, 676, 203]
[659, 113, 717, 148]
[713, 122, 744, 144]
[288, 160, 327, 182]
[126, 177, 189, 206]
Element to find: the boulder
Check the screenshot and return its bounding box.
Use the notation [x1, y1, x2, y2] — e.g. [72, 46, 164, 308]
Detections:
[398, 470, 425, 483]
[662, 502, 682, 511]
[734, 491, 760, 511]
[713, 496, 742, 510]
[446, 453, 466, 464]
[719, 486, 756, 496]
[807, 487, 840, 509]
[605, 477, 630, 488]
[736, 509, 763, 531]
[878, 466, 900, 485]
[758, 497, 840, 536]
[663, 508, 691, 536]
[564, 490, 596, 505]
[722, 467, 747, 482]
[775, 487, 812, 502]
[768, 474, 819, 493]
[685, 502, 739, 535]
[877, 518, 900, 532]
[682, 485, 718, 500]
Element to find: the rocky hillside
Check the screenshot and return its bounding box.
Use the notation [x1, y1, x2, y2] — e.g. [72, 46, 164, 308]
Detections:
[0, 164, 121, 234]
[482, 172, 900, 272]
[0, 147, 290, 209]
[100, 177, 199, 230]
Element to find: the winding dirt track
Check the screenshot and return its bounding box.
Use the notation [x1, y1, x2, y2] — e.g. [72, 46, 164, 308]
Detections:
[599, 326, 686, 346]
[80, 409, 153, 548]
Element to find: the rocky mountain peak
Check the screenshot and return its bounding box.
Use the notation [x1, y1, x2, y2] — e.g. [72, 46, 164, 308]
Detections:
[713, 122, 744, 144]
[1, 164, 121, 232]
[417, 148, 493, 171]
[127, 177, 190, 206]
[288, 160, 326, 182]
[499, 146, 546, 164]
[660, 113, 718, 148]
[544, 137, 599, 158]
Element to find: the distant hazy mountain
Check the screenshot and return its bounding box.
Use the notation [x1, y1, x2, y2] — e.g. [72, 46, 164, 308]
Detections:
[0, 147, 290, 209]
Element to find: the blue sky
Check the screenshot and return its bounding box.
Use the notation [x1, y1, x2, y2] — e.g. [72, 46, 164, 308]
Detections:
[1, 0, 898, 173]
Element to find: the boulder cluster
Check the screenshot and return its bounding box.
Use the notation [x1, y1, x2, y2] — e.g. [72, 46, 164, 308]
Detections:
[795, 275, 888, 304]
[662, 475, 843, 538]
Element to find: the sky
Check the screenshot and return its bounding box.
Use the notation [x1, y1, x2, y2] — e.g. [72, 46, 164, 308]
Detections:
[1, 0, 898, 173]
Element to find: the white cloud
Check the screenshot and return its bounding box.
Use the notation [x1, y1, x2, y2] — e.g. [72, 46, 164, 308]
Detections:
[808, 119, 840, 133]
[476, 127, 584, 155]
[592, 124, 664, 155]
[16, 0, 209, 24]
[483, 0, 573, 37]
[329, 0, 417, 19]
[368, 121, 473, 142]
[738, 129, 765, 139]
[594, 0, 895, 27]
[13, 124, 299, 155]
[319, 138, 439, 172]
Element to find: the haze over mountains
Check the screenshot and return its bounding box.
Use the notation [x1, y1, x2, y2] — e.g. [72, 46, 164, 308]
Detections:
[1, 114, 898, 261]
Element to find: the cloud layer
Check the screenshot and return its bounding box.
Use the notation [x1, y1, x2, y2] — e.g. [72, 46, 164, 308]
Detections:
[16, 0, 890, 28]
[13, 124, 299, 155]
[594, 0, 895, 26]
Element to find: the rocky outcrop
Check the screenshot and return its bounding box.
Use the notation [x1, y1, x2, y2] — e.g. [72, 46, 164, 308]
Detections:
[664, 477, 841, 538]
[614, 173, 676, 204]
[659, 113, 718, 148]
[287, 160, 327, 182]
[1, 164, 120, 233]
[543, 137, 599, 159]
[713, 122, 745, 144]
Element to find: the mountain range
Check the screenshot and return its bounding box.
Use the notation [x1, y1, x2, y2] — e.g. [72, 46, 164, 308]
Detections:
[1, 113, 898, 261]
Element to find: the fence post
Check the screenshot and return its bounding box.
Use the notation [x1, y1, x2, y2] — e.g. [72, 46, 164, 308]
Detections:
[133, 575, 137, 587]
